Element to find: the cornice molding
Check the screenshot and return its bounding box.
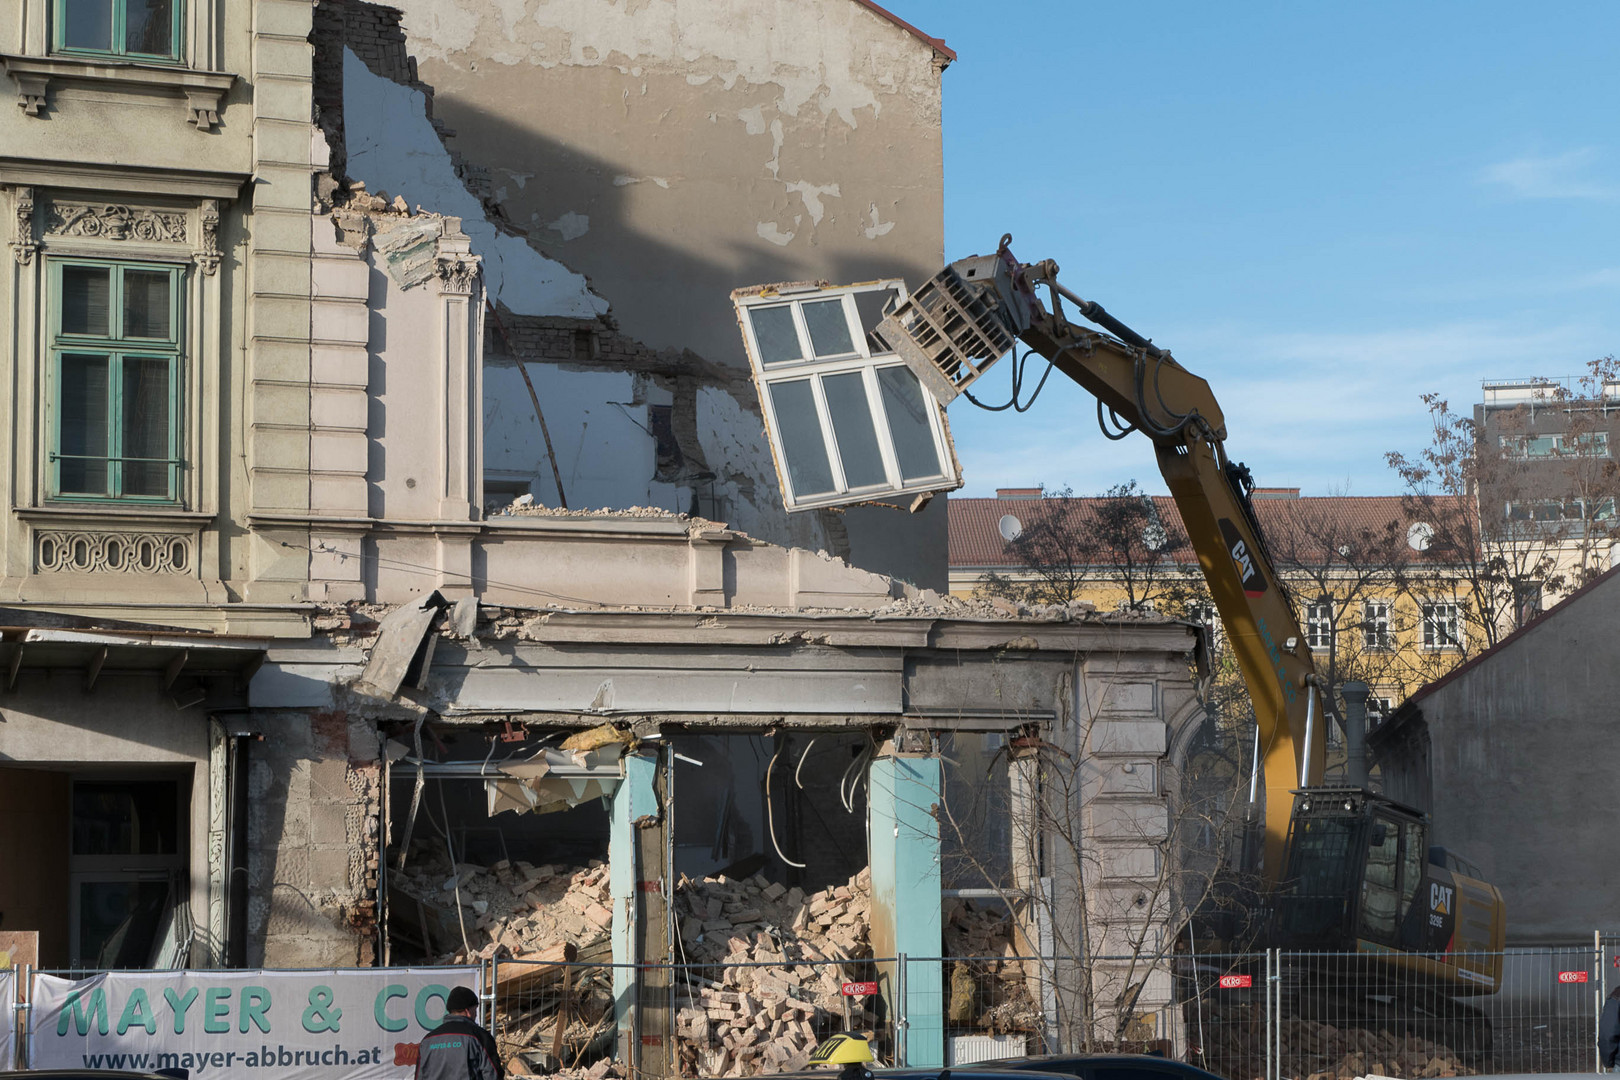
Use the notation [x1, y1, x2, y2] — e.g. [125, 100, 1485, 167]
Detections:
[0, 54, 236, 130]
[0, 156, 248, 200]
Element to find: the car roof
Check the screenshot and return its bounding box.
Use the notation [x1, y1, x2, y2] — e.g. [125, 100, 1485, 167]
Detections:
[780, 1069, 1077, 1080]
[970, 1055, 1223, 1078]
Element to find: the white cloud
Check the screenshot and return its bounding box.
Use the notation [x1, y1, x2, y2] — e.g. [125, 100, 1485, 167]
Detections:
[1478, 148, 1620, 201]
[948, 317, 1607, 499]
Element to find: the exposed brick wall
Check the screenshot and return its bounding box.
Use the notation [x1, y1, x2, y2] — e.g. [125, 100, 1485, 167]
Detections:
[310, 0, 493, 209]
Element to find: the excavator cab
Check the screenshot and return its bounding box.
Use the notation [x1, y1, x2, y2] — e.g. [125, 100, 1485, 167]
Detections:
[1273, 787, 1505, 994]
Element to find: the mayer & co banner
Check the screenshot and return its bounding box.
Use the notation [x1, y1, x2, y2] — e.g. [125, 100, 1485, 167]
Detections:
[30, 967, 480, 1080]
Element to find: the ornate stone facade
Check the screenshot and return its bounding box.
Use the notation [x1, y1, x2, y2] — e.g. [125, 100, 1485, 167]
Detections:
[34, 529, 195, 575]
[45, 201, 188, 243]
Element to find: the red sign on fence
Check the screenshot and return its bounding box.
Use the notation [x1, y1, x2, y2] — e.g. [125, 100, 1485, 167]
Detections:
[1218, 974, 1253, 989]
[841, 981, 879, 997]
[1558, 970, 1589, 984]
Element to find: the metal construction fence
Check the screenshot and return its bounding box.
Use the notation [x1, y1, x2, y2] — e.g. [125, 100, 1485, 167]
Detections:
[485, 941, 1620, 1079]
[8, 941, 1620, 1078]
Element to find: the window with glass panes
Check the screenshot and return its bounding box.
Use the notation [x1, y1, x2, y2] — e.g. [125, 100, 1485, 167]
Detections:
[1304, 600, 1333, 650]
[55, 0, 181, 59]
[1422, 602, 1461, 649]
[51, 260, 183, 503]
[735, 284, 957, 511]
[1362, 600, 1391, 649]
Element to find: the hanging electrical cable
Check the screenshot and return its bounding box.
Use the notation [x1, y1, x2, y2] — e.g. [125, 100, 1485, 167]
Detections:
[839, 741, 874, 813]
[794, 737, 818, 790]
[764, 737, 807, 869]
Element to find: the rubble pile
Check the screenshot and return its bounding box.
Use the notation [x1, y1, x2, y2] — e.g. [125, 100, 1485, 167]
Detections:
[1201, 1017, 1473, 1080]
[392, 856, 614, 963]
[672, 869, 878, 1076]
[397, 858, 1048, 1077]
[942, 900, 1042, 1032]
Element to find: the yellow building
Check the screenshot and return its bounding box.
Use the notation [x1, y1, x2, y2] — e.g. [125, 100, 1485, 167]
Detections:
[949, 486, 1481, 714]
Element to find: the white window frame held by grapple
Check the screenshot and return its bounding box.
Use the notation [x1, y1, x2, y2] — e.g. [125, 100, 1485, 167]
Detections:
[732, 280, 963, 512]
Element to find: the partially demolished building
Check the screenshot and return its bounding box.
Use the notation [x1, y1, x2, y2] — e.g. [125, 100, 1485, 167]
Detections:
[0, 0, 1210, 1071]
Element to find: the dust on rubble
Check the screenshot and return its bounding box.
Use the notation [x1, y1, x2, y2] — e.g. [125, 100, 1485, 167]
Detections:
[1202, 1015, 1477, 1080]
[393, 856, 1040, 1078]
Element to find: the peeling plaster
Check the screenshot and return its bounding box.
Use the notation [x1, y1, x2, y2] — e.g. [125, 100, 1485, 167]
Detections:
[547, 212, 590, 240]
[737, 104, 767, 135]
[388, 0, 945, 129]
[765, 118, 785, 179]
[756, 221, 796, 247]
[785, 180, 840, 226]
[342, 48, 608, 318]
[863, 202, 896, 239]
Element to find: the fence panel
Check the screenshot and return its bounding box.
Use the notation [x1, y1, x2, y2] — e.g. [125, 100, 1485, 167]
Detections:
[1265, 946, 1600, 1080]
[932, 953, 1050, 1063]
[491, 958, 622, 1076]
[20, 944, 1617, 1080]
[1178, 952, 1271, 1080]
[670, 958, 891, 1076]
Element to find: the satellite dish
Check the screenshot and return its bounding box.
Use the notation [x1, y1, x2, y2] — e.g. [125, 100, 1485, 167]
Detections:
[1407, 522, 1434, 552]
[998, 514, 1023, 541]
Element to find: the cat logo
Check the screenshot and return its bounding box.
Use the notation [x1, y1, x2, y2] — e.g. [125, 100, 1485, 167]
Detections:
[1218, 518, 1267, 597]
[1430, 882, 1454, 915]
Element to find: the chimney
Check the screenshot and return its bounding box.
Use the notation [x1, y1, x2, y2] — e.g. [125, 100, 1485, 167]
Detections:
[996, 487, 1043, 500]
[1250, 487, 1300, 500]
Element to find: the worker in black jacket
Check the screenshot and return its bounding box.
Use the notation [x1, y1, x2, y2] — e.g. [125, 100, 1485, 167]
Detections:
[415, 986, 503, 1080]
[1601, 984, 1620, 1072]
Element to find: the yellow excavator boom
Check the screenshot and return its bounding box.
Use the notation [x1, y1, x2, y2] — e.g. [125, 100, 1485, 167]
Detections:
[877, 237, 1325, 883]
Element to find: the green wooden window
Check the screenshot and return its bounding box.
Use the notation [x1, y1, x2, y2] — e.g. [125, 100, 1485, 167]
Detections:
[50, 260, 184, 504]
[54, 0, 182, 60]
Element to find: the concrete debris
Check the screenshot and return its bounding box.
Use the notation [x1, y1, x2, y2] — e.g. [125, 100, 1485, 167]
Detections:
[942, 900, 1042, 1033]
[1204, 1016, 1474, 1080]
[392, 857, 614, 965]
[492, 498, 705, 520]
[398, 856, 1044, 1078]
[673, 868, 876, 1076]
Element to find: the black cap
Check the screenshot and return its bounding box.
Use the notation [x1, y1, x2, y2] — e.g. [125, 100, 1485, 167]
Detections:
[446, 986, 479, 1013]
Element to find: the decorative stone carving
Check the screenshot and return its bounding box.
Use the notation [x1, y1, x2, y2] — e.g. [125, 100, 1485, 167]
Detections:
[46, 201, 188, 243]
[35, 529, 194, 574]
[195, 198, 221, 275]
[10, 186, 36, 265]
[184, 87, 223, 132]
[10, 70, 47, 116]
[435, 253, 481, 295]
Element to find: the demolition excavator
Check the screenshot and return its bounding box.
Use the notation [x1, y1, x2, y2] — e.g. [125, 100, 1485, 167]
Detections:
[734, 237, 1505, 1039]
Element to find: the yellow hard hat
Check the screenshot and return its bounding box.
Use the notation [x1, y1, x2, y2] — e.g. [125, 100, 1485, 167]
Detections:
[808, 1034, 874, 1066]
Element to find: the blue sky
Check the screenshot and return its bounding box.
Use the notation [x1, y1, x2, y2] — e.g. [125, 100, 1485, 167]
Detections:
[880, 1, 1620, 498]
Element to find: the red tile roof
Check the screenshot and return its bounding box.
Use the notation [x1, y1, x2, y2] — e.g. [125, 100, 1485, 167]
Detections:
[851, 0, 956, 62]
[950, 493, 1474, 570]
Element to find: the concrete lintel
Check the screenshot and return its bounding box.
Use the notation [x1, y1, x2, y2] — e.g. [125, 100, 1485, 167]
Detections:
[494, 610, 935, 648]
[928, 620, 1201, 654]
[486, 515, 695, 539]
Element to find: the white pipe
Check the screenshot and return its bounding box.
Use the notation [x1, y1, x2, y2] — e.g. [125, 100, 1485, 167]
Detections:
[1299, 685, 1317, 788]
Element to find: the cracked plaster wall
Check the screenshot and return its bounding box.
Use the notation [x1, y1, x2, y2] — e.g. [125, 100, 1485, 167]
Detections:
[334, 0, 951, 588]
